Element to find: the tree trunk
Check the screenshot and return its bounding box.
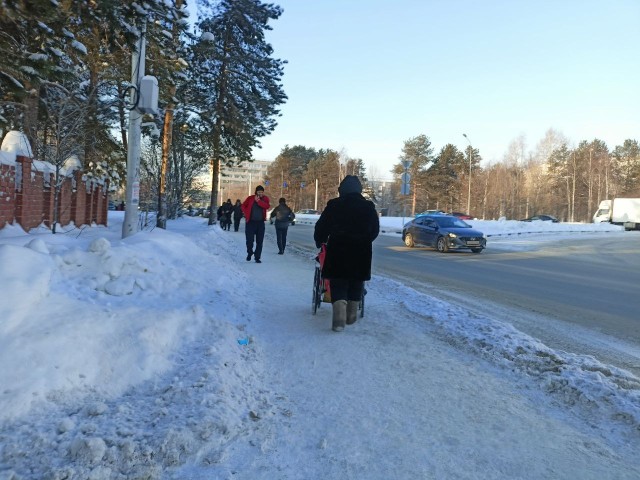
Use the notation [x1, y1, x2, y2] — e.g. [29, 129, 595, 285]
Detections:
[118, 83, 128, 153]
[157, 0, 183, 229]
[207, 25, 231, 226]
[157, 103, 173, 229]
[22, 82, 40, 155]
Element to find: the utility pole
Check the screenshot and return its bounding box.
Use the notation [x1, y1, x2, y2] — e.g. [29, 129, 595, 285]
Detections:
[122, 22, 158, 238]
[122, 23, 146, 238]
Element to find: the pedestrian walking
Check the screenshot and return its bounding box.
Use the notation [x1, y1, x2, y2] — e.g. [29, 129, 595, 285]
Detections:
[232, 199, 243, 232]
[222, 199, 233, 231]
[241, 185, 270, 263]
[216, 204, 228, 230]
[314, 175, 379, 332]
[270, 197, 295, 254]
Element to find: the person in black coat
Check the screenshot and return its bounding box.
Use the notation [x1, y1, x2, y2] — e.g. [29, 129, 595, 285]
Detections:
[314, 175, 379, 332]
[216, 204, 227, 230]
[222, 198, 233, 231]
[232, 199, 243, 232]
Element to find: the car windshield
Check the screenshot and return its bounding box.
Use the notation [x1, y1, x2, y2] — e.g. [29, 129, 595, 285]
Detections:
[434, 217, 470, 228]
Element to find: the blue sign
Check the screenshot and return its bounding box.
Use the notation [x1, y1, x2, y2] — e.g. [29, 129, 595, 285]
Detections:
[283, 181, 288, 187]
[264, 180, 270, 186]
[300, 182, 305, 188]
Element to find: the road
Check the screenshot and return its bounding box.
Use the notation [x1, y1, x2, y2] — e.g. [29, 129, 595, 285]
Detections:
[285, 224, 640, 375]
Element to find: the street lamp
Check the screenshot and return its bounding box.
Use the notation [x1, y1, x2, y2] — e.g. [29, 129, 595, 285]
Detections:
[462, 133, 472, 215]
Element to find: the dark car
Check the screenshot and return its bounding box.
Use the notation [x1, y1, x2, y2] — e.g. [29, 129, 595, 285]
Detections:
[402, 214, 486, 253]
[296, 209, 321, 215]
[519, 214, 558, 223]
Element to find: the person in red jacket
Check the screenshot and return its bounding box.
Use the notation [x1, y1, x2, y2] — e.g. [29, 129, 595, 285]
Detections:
[241, 185, 270, 263]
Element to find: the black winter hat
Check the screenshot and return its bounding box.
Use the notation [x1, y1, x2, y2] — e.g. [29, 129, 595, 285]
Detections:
[338, 175, 362, 196]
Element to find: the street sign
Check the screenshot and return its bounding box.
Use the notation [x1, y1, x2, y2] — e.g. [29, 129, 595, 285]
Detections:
[401, 184, 410, 195]
[402, 160, 412, 169]
[400, 172, 411, 184]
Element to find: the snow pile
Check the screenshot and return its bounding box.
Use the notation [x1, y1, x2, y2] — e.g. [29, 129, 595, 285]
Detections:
[390, 277, 640, 430]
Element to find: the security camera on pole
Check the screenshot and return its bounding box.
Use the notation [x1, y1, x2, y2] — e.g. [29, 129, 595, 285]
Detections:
[122, 21, 159, 239]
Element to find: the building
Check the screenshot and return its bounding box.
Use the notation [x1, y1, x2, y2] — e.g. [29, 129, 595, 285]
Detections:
[220, 159, 271, 198]
[198, 159, 272, 204]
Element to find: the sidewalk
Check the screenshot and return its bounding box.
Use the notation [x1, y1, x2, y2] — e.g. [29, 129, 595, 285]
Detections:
[171, 225, 640, 479]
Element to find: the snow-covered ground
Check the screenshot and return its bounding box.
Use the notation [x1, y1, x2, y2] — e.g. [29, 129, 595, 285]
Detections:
[1, 213, 639, 479]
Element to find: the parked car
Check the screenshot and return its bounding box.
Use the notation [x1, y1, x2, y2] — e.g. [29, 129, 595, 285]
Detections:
[402, 214, 486, 253]
[519, 214, 558, 223]
[108, 201, 116, 211]
[296, 209, 321, 215]
[450, 211, 473, 220]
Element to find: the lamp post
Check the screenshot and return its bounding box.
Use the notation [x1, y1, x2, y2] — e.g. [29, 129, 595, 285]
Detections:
[462, 133, 472, 215]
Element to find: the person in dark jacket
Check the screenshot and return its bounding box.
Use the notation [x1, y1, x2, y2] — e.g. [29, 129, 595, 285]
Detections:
[241, 185, 270, 263]
[232, 199, 243, 232]
[222, 198, 233, 231]
[314, 175, 379, 332]
[216, 204, 227, 230]
[270, 197, 295, 254]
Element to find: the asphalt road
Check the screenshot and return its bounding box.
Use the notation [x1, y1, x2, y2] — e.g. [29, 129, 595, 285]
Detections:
[284, 224, 640, 375]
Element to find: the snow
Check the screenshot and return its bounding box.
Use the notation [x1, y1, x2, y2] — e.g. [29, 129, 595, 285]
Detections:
[71, 40, 88, 55]
[0, 214, 638, 479]
[1, 131, 33, 159]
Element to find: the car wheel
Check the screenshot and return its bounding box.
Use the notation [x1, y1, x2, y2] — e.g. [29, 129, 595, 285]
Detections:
[436, 236, 449, 253]
[471, 248, 483, 253]
[404, 233, 415, 248]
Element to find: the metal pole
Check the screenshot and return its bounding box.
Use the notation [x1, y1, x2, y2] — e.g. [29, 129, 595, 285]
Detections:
[122, 22, 146, 238]
[314, 179, 318, 210]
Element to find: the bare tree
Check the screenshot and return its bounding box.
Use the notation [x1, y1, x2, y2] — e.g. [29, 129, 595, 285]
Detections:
[38, 84, 86, 233]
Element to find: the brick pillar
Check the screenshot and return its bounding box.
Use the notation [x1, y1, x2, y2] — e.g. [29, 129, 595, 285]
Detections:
[0, 163, 16, 228]
[42, 171, 54, 228]
[71, 170, 84, 226]
[15, 156, 31, 230]
[59, 175, 72, 226]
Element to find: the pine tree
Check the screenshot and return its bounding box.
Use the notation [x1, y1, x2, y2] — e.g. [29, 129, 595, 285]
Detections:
[429, 144, 465, 213]
[0, 1, 81, 149]
[188, 0, 287, 224]
[394, 134, 434, 215]
[612, 139, 640, 197]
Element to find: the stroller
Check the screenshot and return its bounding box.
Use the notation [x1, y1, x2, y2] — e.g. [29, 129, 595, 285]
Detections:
[312, 243, 365, 317]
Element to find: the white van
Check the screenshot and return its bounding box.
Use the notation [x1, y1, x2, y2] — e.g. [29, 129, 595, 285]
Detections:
[592, 200, 611, 223]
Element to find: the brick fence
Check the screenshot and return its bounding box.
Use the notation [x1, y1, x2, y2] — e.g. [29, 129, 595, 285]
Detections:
[0, 155, 108, 231]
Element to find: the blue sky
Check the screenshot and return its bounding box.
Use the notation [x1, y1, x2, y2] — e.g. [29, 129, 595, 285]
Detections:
[248, 0, 640, 180]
